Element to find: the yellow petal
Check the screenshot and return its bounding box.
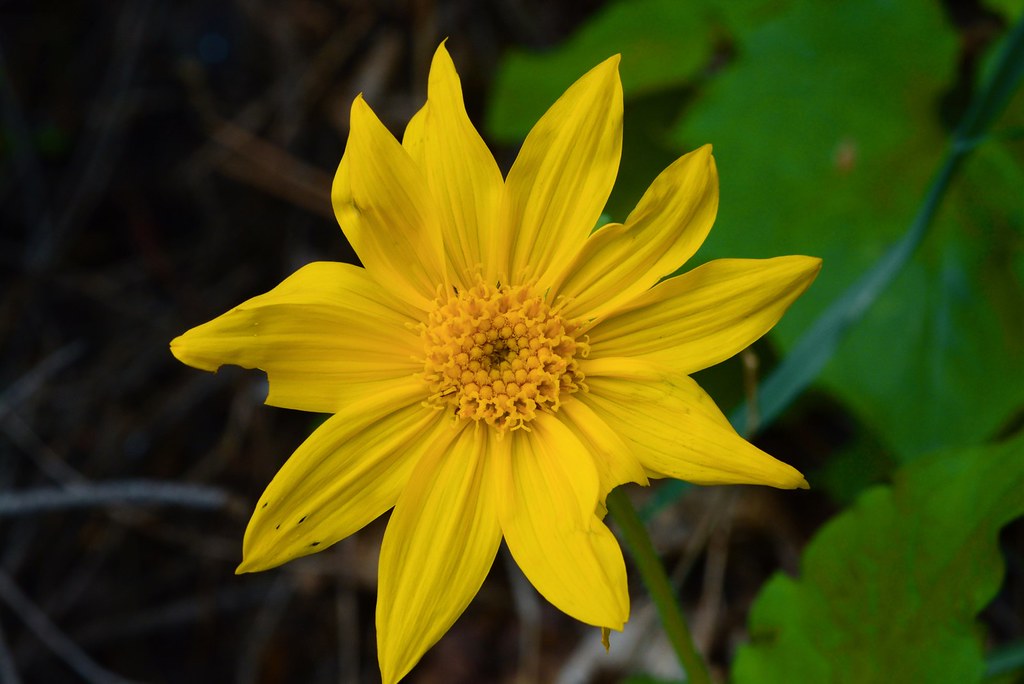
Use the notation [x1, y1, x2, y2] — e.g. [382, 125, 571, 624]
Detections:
[589, 256, 822, 375]
[500, 55, 623, 287]
[494, 413, 629, 629]
[558, 397, 648, 501]
[401, 103, 427, 157]
[403, 42, 503, 288]
[332, 96, 446, 310]
[376, 424, 501, 684]
[553, 145, 719, 320]
[581, 366, 807, 488]
[169, 262, 422, 414]
[237, 380, 455, 573]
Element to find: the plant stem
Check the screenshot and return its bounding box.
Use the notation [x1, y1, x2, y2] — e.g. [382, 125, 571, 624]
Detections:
[607, 487, 712, 684]
[0, 481, 232, 517]
[985, 639, 1024, 678]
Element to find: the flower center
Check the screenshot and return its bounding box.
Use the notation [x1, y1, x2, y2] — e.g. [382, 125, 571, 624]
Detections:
[420, 282, 587, 432]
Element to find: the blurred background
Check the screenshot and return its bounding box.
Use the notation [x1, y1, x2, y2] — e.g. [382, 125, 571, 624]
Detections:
[1, 0, 1021, 682]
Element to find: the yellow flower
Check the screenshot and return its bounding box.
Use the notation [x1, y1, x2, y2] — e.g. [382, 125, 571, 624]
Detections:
[171, 43, 820, 683]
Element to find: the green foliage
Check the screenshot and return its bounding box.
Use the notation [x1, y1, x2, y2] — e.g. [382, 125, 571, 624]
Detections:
[490, 0, 1024, 462]
[987, 641, 1024, 679]
[733, 432, 1024, 684]
[987, 1, 1024, 23]
[487, 0, 707, 141]
[486, 0, 792, 141]
[487, 5, 1024, 682]
[674, 0, 1024, 460]
[812, 425, 896, 505]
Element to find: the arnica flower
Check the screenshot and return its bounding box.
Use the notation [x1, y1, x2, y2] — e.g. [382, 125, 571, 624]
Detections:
[171, 43, 820, 683]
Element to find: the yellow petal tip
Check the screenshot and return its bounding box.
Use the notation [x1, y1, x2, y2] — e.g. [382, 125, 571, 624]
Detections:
[168, 334, 188, 358]
[235, 552, 270, 575]
[432, 39, 454, 64]
[588, 53, 621, 76]
[168, 332, 218, 372]
[797, 255, 824, 278]
[350, 93, 373, 124]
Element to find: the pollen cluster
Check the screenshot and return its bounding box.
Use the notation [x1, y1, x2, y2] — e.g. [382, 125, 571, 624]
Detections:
[421, 282, 587, 432]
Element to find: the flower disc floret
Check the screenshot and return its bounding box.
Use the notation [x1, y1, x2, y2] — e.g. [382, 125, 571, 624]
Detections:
[421, 282, 588, 432]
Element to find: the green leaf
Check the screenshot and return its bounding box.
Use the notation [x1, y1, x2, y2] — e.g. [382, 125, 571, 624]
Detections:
[733, 432, 1024, 684]
[675, 0, 1024, 459]
[986, 2, 1024, 23]
[811, 425, 896, 506]
[986, 640, 1024, 679]
[486, 0, 710, 141]
[958, 11, 1024, 140]
[825, 163, 1024, 457]
[485, 0, 792, 141]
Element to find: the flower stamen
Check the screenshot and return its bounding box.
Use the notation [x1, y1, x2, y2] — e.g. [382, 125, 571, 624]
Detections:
[420, 282, 587, 432]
